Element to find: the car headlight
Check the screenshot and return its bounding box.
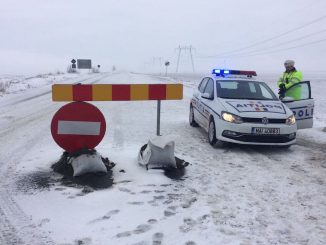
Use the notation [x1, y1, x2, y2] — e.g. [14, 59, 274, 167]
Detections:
[286, 115, 296, 125]
[221, 111, 243, 124]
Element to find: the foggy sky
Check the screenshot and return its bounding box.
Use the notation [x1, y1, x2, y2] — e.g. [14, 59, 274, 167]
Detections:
[1, 0, 326, 75]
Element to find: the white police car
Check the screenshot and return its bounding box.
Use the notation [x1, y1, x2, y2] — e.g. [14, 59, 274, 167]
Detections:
[189, 69, 314, 146]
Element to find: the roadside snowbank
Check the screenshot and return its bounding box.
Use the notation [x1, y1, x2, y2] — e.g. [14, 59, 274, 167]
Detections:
[0, 73, 79, 96]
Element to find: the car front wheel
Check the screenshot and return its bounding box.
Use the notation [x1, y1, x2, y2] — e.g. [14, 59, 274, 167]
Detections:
[278, 144, 292, 149]
[189, 105, 198, 127]
[208, 118, 217, 145]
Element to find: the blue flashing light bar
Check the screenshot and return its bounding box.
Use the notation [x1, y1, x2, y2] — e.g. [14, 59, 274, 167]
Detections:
[212, 69, 257, 77]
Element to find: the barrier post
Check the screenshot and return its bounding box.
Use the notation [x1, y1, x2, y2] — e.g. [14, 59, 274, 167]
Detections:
[157, 100, 161, 136]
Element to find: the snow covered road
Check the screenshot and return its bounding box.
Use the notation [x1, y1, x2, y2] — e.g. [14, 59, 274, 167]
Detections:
[0, 72, 325, 245]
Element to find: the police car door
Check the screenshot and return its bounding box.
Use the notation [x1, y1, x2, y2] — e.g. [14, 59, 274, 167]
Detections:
[200, 78, 215, 130]
[282, 81, 314, 129]
[194, 78, 209, 125]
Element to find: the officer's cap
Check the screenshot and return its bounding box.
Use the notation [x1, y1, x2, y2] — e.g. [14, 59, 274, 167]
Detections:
[284, 60, 295, 66]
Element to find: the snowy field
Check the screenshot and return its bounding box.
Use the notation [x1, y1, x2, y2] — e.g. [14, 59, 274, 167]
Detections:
[0, 72, 325, 245]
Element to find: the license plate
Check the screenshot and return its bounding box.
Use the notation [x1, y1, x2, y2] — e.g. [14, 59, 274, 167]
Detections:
[252, 127, 280, 135]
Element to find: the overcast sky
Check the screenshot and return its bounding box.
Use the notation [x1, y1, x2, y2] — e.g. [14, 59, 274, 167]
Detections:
[1, 0, 326, 75]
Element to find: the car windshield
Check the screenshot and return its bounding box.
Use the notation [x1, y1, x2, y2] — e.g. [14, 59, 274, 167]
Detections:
[216, 80, 278, 100]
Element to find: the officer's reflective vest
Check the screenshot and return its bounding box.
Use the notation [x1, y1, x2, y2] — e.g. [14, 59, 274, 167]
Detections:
[277, 69, 302, 100]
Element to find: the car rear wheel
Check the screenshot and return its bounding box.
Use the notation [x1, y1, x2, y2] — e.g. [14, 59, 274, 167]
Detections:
[208, 118, 217, 145]
[189, 105, 198, 127]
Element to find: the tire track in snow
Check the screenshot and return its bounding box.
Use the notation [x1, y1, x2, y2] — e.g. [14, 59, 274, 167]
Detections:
[165, 119, 326, 244]
[0, 73, 112, 245]
[0, 207, 24, 245]
[0, 118, 55, 245]
[239, 145, 326, 244]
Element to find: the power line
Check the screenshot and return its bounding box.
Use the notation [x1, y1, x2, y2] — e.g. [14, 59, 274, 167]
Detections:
[199, 14, 326, 58]
[210, 28, 326, 58]
[225, 37, 326, 58]
[291, 0, 326, 15]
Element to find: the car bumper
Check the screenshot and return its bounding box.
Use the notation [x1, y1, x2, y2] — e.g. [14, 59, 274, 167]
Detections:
[216, 120, 297, 145]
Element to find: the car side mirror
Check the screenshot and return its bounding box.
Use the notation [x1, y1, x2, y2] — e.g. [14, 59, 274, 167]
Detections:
[201, 93, 213, 100]
[281, 96, 294, 103]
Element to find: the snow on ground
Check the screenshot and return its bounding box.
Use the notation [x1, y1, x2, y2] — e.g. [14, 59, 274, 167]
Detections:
[0, 72, 325, 245]
[0, 73, 77, 95]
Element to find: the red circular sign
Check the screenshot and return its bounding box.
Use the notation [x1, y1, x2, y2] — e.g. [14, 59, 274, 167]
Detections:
[51, 102, 106, 152]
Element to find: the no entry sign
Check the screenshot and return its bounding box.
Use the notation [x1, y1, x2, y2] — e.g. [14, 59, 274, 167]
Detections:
[51, 102, 106, 152]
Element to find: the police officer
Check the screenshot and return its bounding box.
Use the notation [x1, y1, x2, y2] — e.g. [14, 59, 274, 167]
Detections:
[277, 60, 302, 100]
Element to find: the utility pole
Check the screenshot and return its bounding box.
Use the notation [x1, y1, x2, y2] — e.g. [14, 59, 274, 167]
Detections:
[175, 45, 196, 73]
[189, 45, 195, 73]
[176, 45, 181, 73]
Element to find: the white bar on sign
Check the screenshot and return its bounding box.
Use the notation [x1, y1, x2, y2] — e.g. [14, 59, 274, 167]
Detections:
[58, 120, 101, 135]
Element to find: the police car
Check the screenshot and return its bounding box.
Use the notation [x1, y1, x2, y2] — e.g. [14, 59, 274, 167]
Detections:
[189, 69, 314, 146]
